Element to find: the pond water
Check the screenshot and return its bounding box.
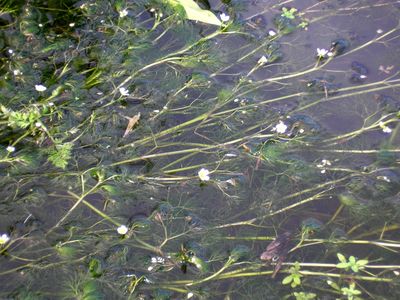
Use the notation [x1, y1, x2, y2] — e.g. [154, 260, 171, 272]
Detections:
[0, 0, 399, 299]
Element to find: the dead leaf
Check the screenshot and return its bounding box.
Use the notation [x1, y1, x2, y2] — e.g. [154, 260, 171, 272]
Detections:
[123, 112, 141, 138]
[378, 65, 394, 74]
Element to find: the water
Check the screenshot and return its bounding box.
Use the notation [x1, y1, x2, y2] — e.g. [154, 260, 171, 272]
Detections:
[0, 0, 399, 299]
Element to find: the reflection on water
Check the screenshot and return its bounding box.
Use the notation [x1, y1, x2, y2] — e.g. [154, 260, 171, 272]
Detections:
[0, 0, 399, 299]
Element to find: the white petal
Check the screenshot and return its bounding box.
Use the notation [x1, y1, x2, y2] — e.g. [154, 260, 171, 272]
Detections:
[35, 84, 47, 92]
[220, 13, 230, 22]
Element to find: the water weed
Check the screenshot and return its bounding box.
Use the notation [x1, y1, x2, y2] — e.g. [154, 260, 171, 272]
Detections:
[0, 0, 399, 298]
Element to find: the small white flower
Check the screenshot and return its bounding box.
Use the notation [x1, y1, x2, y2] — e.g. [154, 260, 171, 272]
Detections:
[8, 49, 13, 54]
[119, 87, 129, 96]
[316, 48, 329, 58]
[377, 29, 383, 34]
[13, 70, 22, 76]
[35, 84, 47, 92]
[119, 8, 129, 18]
[39, 23, 43, 27]
[187, 292, 194, 299]
[271, 121, 288, 134]
[151, 256, 165, 264]
[257, 55, 268, 65]
[48, 102, 54, 106]
[35, 122, 42, 128]
[198, 168, 210, 181]
[0, 233, 10, 245]
[382, 127, 392, 133]
[317, 159, 331, 168]
[117, 225, 128, 235]
[6, 146, 15, 153]
[147, 266, 154, 271]
[220, 13, 230, 22]
[69, 23, 75, 27]
[359, 75, 367, 79]
[268, 30, 277, 37]
[379, 122, 392, 133]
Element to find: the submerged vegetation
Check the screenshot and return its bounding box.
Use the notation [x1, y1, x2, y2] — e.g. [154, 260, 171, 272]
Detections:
[0, 0, 399, 298]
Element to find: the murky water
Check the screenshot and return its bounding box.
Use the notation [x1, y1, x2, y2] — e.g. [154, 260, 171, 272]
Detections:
[1, 0, 399, 299]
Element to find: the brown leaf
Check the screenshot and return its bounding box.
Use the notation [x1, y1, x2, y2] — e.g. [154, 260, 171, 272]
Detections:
[123, 112, 141, 138]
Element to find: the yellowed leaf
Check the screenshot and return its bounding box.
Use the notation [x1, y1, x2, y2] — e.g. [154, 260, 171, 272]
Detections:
[123, 112, 141, 138]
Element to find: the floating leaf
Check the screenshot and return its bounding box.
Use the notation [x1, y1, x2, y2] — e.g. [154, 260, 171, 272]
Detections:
[166, 0, 222, 26]
[337, 253, 347, 263]
[282, 275, 293, 285]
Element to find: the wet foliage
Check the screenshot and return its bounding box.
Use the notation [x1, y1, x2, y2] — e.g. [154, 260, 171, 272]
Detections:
[0, 0, 400, 299]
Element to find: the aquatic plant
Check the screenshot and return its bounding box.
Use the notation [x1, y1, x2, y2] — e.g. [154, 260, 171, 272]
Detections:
[0, 0, 399, 299]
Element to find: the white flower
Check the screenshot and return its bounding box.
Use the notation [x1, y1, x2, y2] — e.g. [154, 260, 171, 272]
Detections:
[151, 256, 165, 264]
[268, 30, 277, 37]
[379, 122, 392, 133]
[13, 69, 22, 76]
[117, 225, 128, 235]
[316, 48, 329, 58]
[187, 292, 194, 299]
[119, 87, 129, 96]
[0, 233, 10, 245]
[271, 121, 288, 134]
[257, 56, 268, 65]
[119, 8, 129, 18]
[198, 168, 210, 181]
[220, 13, 230, 22]
[377, 29, 383, 34]
[6, 146, 15, 152]
[35, 84, 47, 92]
[69, 23, 75, 27]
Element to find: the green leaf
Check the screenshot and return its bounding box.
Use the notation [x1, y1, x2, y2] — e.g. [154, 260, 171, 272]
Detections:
[293, 276, 301, 285]
[89, 258, 104, 278]
[189, 255, 208, 272]
[327, 280, 340, 291]
[337, 253, 347, 263]
[351, 265, 359, 272]
[47, 142, 73, 169]
[336, 262, 349, 269]
[357, 259, 368, 266]
[338, 193, 358, 206]
[282, 275, 293, 285]
[167, 0, 222, 26]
